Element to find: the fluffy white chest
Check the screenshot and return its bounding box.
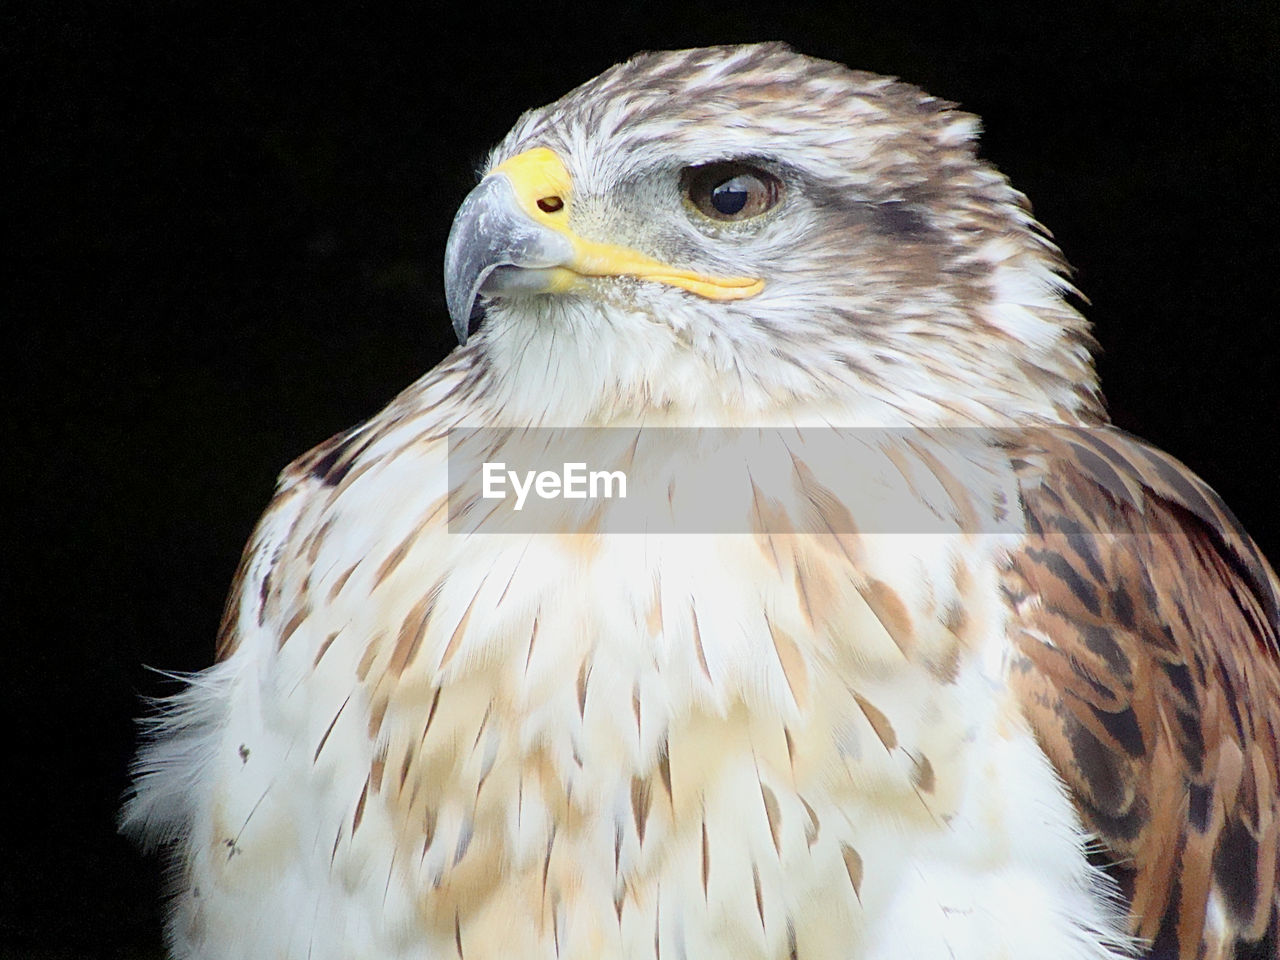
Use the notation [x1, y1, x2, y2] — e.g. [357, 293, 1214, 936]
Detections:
[140, 431, 1130, 960]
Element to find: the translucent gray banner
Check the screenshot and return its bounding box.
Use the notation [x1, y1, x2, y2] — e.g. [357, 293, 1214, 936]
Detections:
[444, 426, 1197, 536]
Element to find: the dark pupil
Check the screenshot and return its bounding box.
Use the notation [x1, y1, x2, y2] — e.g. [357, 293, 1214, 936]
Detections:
[710, 176, 751, 215]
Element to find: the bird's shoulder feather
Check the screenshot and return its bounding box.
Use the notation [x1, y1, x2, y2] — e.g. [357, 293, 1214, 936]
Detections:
[1005, 427, 1280, 959]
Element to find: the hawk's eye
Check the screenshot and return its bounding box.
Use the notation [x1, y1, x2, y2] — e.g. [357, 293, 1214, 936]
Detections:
[682, 162, 782, 222]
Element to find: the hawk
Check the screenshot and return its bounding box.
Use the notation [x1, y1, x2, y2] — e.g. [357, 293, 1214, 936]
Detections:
[124, 44, 1280, 960]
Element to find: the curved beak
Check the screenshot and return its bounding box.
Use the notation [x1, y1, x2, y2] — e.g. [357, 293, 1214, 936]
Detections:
[443, 173, 575, 343]
[442, 147, 765, 344]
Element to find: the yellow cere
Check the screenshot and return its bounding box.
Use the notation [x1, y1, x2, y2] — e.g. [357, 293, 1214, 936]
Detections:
[492, 147, 575, 226]
[491, 147, 765, 302]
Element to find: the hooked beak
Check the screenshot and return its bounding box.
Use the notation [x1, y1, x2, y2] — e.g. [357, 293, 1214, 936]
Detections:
[442, 147, 765, 344]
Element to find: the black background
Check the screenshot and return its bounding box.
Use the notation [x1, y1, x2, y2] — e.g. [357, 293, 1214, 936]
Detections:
[8, 2, 1278, 957]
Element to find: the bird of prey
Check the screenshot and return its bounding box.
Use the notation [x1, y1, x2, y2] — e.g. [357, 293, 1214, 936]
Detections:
[124, 43, 1280, 960]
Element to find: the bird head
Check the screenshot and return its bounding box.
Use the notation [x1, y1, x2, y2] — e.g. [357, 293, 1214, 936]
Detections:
[444, 43, 1103, 427]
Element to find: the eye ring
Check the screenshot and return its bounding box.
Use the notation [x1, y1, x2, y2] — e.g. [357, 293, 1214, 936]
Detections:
[681, 161, 783, 222]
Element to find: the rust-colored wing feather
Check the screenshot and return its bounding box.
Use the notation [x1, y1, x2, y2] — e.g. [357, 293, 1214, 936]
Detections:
[1005, 427, 1280, 960]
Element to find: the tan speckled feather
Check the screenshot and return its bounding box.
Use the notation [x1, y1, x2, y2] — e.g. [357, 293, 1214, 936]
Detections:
[1006, 427, 1280, 959]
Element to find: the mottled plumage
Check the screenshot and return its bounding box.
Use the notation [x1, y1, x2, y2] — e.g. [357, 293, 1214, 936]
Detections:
[124, 44, 1279, 960]
[1007, 427, 1280, 959]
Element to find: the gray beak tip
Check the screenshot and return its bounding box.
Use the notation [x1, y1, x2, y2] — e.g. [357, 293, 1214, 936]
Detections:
[451, 305, 480, 346]
[444, 181, 503, 344]
[442, 173, 576, 347]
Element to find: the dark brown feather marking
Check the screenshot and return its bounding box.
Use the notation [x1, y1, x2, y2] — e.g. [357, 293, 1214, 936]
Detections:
[277, 605, 309, 650]
[1025, 547, 1101, 617]
[372, 533, 416, 590]
[860, 579, 915, 657]
[541, 825, 556, 901]
[367, 695, 389, 740]
[421, 686, 442, 742]
[388, 580, 444, 676]
[422, 806, 437, 855]
[577, 659, 592, 718]
[355, 636, 381, 682]
[1216, 817, 1262, 929]
[470, 703, 492, 751]
[631, 775, 653, 846]
[307, 425, 373, 488]
[438, 580, 485, 671]
[313, 695, 351, 763]
[701, 818, 710, 898]
[327, 563, 358, 602]
[657, 739, 673, 807]
[767, 615, 810, 710]
[840, 843, 864, 903]
[257, 567, 274, 627]
[303, 517, 336, 566]
[853, 693, 898, 751]
[800, 795, 820, 847]
[352, 778, 369, 834]
[760, 782, 782, 854]
[313, 631, 340, 667]
[911, 753, 936, 793]
[330, 823, 343, 866]
[524, 613, 540, 673]
[632, 685, 642, 740]
[398, 744, 414, 792]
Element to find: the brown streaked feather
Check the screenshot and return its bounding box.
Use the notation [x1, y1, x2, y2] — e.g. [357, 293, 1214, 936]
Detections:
[799, 795, 820, 848]
[760, 781, 782, 855]
[853, 693, 898, 752]
[840, 842, 864, 903]
[1005, 427, 1280, 960]
[214, 502, 285, 661]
